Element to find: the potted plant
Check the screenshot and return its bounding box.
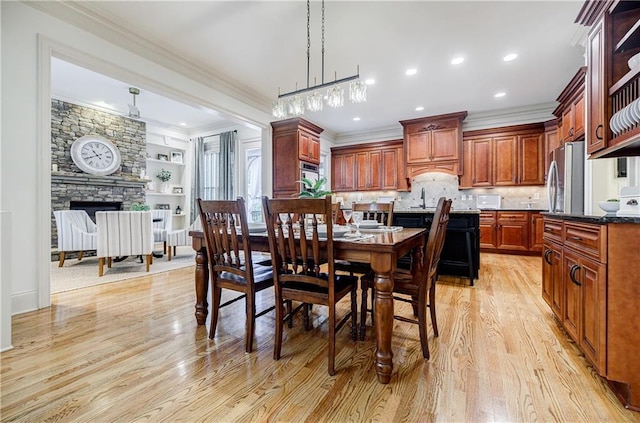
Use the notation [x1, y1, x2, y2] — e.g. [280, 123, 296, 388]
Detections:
[297, 176, 331, 198]
[156, 168, 172, 193]
[130, 202, 150, 211]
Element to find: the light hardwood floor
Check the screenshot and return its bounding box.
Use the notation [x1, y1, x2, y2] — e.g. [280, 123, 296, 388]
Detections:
[2, 254, 638, 422]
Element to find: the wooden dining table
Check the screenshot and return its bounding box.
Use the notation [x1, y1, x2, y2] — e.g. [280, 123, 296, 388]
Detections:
[189, 227, 427, 384]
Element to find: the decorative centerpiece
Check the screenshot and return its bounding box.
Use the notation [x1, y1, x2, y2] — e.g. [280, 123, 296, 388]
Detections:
[156, 168, 172, 193]
[598, 198, 620, 214]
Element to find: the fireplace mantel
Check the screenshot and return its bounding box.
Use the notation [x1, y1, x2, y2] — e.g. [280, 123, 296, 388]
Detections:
[52, 172, 148, 189]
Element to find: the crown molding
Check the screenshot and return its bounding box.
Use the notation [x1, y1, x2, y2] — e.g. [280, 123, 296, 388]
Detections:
[26, 1, 273, 116]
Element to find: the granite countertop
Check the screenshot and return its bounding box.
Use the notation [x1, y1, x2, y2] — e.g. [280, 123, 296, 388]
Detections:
[541, 212, 640, 224]
[394, 208, 480, 215]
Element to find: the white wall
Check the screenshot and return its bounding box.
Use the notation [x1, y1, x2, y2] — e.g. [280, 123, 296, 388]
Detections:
[0, 2, 272, 348]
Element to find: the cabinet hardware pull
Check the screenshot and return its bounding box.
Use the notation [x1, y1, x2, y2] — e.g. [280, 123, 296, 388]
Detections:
[544, 249, 553, 265]
[595, 124, 603, 140]
[569, 264, 581, 286]
[569, 236, 583, 241]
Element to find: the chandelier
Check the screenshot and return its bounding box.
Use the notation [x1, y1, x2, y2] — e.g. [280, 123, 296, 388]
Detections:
[272, 0, 367, 119]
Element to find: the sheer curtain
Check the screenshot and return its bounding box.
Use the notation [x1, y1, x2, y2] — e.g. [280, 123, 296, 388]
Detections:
[190, 131, 237, 222]
[190, 136, 205, 223]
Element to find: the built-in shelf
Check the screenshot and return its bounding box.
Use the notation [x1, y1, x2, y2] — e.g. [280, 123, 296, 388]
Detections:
[609, 65, 640, 94]
[147, 158, 185, 166]
[145, 192, 186, 197]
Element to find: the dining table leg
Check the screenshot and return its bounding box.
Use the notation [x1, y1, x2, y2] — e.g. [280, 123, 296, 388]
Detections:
[192, 236, 209, 325]
[370, 251, 394, 384]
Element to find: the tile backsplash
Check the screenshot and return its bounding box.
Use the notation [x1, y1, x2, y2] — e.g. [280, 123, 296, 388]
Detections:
[333, 172, 548, 210]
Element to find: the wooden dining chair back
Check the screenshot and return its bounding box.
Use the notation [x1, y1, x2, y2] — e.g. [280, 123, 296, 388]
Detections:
[331, 201, 341, 224]
[360, 197, 451, 359]
[261, 196, 358, 375]
[352, 201, 394, 225]
[335, 201, 395, 277]
[197, 197, 274, 353]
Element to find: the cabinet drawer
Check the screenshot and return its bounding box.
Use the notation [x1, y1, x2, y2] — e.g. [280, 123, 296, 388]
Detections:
[497, 211, 528, 222]
[479, 211, 496, 222]
[542, 218, 563, 243]
[563, 222, 607, 262]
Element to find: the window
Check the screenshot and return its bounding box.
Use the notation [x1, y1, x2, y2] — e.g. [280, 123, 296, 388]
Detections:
[246, 148, 262, 222]
[202, 137, 220, 200]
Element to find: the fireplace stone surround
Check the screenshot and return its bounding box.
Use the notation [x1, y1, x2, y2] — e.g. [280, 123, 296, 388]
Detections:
[50, 100, 148, 250]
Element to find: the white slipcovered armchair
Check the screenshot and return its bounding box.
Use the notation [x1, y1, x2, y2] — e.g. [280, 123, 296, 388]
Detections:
[96, 211, 154, 277]
[151, 209, 173, 254]
[166, 216, 202, 260]
[54, 210, 98, 267]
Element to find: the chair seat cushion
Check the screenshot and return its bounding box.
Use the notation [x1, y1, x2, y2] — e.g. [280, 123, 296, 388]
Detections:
[283, 274, 357, 294]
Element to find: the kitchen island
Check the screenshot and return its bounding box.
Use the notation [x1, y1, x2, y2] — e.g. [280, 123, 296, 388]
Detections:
[393, 208, 480, 285]
[542, 212, 640, 411]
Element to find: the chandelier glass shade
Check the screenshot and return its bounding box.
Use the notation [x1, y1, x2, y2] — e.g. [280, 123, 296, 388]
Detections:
[272, 0, 366, 119]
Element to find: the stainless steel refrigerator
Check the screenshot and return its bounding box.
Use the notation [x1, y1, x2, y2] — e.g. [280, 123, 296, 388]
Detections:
[547, 141, 585, 214]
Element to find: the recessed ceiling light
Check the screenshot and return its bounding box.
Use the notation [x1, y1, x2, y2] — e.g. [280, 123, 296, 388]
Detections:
[415, 106, 424, 111]
[451, 57, 464, 65]
[503, 53, 518, 62]
[405, 68, 417, 76]
[365, 78, 375, 85]
[353, 117, 361, 121]
[494, 92, 506, 98]
[179, 122, 187, 126]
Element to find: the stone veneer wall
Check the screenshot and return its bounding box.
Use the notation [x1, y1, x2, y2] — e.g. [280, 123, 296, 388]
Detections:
[50, 99, 147, 248]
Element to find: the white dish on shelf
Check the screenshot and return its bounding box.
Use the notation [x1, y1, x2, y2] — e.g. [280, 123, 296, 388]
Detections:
[610, 112, 620, 134]
[620, 105, 632, 130]
[628, 52, 640, 70]
[632, 98, 640, 123]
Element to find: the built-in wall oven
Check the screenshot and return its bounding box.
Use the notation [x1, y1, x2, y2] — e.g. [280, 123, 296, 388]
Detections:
[300, 162, 319, 186]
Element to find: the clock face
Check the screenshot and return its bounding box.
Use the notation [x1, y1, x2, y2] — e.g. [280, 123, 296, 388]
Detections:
[70, 135, 122, 176]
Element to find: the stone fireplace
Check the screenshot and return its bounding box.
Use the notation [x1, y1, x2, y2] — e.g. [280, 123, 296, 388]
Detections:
[51, 100, 147, 248]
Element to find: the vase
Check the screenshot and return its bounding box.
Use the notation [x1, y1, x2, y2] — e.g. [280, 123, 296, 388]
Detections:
[160, 182, 169, 193]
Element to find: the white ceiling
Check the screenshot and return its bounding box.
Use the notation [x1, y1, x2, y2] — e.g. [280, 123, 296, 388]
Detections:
[48, 1, 588, 137]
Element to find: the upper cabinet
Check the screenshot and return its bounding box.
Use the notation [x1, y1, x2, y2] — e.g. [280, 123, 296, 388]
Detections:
[553, 67, 586, 144]
[400, 111, 467, 177]
[271, 118, 324, 199]
[331, 140, 408, 193]
[460, 123, 545, 188]
[578, 1, 640, 157]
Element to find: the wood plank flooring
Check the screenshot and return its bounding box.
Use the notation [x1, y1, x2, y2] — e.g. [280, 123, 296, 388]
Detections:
[2, 254, 638, 422]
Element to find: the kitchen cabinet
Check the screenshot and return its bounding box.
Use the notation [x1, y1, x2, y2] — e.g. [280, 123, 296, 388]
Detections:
[578, 2, 640, 158]
[271, 118, 324, 198]
[480, 210, 543, 254]
[529, 212, 544, 252]
[460, 123, 545, 188]
[331, 140, 408, 192]
[544, 119, 559, 181]
[400, 111, 467, 178]
[553, 67, 586, 144]
[541, 215, 640, 410]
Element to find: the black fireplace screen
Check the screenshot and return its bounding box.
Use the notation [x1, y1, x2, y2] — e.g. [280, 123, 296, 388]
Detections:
[70, 201, 123, 222]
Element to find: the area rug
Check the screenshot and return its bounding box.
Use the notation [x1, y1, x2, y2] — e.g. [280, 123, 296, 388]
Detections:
[50, 246, 196, 293]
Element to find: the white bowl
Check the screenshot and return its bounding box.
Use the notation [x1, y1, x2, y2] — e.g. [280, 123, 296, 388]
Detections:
[598, 201, 620, 213]
[628, 52, 640, 70]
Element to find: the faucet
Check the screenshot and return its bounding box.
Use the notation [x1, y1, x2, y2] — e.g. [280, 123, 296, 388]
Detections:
[420, 187, 426, 209]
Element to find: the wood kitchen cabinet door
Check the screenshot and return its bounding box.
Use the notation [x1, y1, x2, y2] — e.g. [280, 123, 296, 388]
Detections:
[430, 128, 460, 162]
[586, 17, 606, 154]
[562, 249, 582, 343]
[580, 255, 606, 372]
[479, 211, 497, 249]
[542, 240, 563, 318]
[530, 212, 544, 251]
[469, 138, 493, 187]
[496, 212, 529, 251]
[518, 134, 544, 185]
[381, 148, 399, 190]
[331, 153, 355, 192]
[493, 136, 518, 186]
[355, 151, 381, 190]
[298, 130, 320, 164]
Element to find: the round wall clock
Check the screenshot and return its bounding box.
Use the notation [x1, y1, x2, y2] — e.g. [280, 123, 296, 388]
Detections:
[70, 135, 122, 176]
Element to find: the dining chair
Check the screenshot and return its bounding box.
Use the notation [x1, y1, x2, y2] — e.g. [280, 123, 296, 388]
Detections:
[151, 209, 173, 254]
[335, 201, 394, 277]
[95, 211, 154, 277]
[331, 201, 341, 224]
[53, 210, 98, 267]
[166, 216, 202, 260]
[197, 197, 274, 353]
[262, 195, 358, 376]
[359, 197, 451, 359]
